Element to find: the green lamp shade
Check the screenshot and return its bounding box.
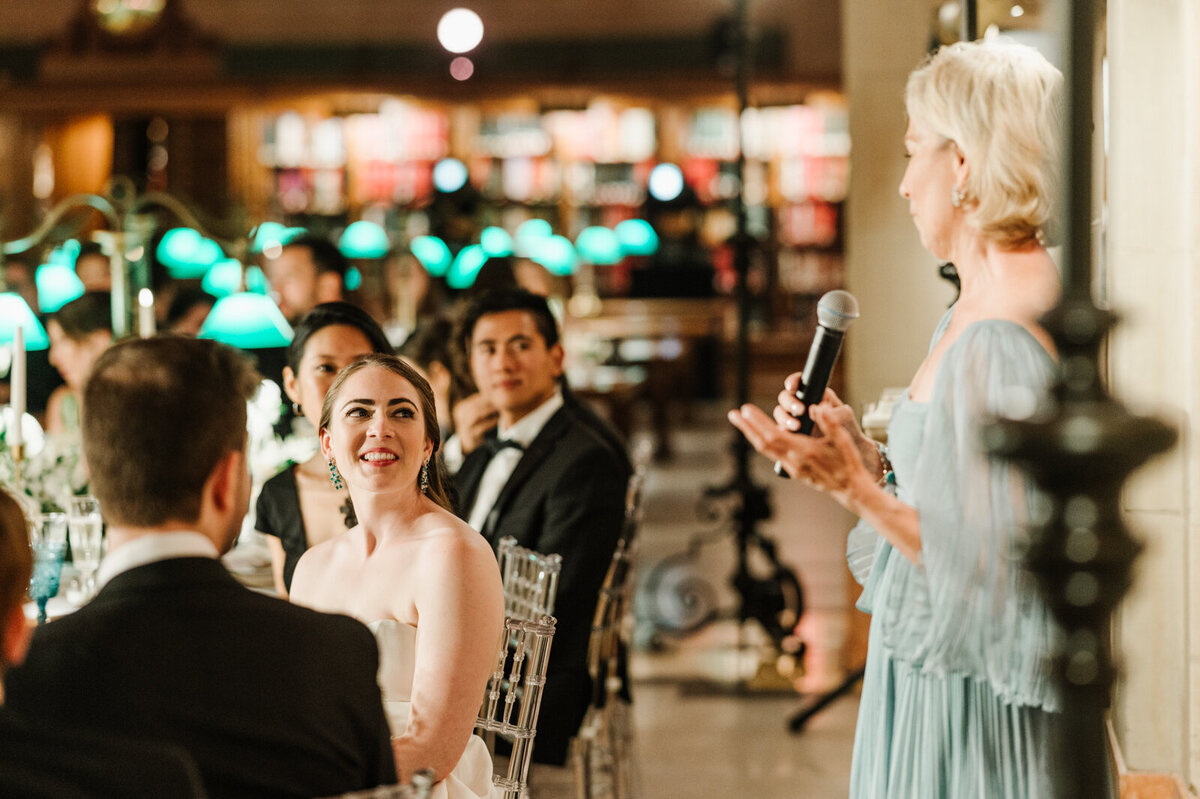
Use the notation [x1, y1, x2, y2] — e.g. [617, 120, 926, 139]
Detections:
[615, 219, 659, 256]
[202, 260, 268, 298]
[533, 235, 579, 276]
[198, 293, 294, 349]
[446, 245, 488, 289]
[344, 267, 362, 291]
[250, 222, 305, 254]
[411, 236, 452, 277]
[35, 263, 86, 313]
[158, 228, 224, 279]
[515, 219, 553, 257]
[50, 239, 83, 267]
[480, 226, 514, 258]
[574, 226, 623, 265]
[0, 293, 50, 349]
[339, 221, 391, 258]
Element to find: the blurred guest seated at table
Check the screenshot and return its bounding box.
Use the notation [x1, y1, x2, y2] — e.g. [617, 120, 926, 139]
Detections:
[0, 488, 209, 798]
[6, 337, 396, 799]
[257, 302, 394, 598]
[452, 289, 630, 774]
[73, 241, 113, 292]
[45, 291, 113, 436]
[165, 287, 216, 336]
[290, 354, 503, 797]
[400, 315, 462, 443]
[265, 234, 348, 324]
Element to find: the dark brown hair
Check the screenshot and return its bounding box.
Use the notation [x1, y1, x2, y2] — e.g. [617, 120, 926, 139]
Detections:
[0, 490, 32, 660]
[319, 353, 452, 511]
[83, 337, 260, 526]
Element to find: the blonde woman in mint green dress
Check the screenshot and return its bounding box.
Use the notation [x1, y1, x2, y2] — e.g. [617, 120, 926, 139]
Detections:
[730, 39, 1064, 798]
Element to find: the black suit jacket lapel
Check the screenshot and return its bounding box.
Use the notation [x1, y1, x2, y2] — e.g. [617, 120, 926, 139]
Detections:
[454, 432, 499, 517]
[480, 408, 571, 540]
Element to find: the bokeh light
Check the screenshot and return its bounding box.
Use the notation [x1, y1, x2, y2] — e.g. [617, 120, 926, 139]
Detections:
[648, 163, 685, 202]
[450, 57, 475, 81]
[437, 8, 484, 54]
[433, 158, 469, 193]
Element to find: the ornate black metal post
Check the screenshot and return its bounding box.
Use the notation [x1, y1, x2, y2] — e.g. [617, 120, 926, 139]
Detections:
[982, 3, 1176, 798]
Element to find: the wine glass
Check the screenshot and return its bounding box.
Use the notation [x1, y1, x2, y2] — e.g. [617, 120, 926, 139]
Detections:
[30, 513, 68, 625]
[68, 496, 104, 603]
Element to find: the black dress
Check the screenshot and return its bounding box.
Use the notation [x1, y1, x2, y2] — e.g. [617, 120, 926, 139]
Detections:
[255, 466, 307, 591]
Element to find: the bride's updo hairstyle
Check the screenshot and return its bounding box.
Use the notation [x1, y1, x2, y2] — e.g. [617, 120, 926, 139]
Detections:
[319, 353, 453, 511]
[905, 38, 1063, 248]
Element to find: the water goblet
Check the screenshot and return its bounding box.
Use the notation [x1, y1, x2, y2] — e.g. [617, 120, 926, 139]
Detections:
[30, 513, 68, 625]
[68, 496, 104, 602]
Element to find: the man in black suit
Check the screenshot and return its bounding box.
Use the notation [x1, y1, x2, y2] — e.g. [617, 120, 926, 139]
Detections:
[0, 489, 208, 798]
[6, 337, 396, 799]
[452, 289, 630, 772]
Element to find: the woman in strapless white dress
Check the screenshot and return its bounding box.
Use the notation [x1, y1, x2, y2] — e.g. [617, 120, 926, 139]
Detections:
[290, 354, 505, 799]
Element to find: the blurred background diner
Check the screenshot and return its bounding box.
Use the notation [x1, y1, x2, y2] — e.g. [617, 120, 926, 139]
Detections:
[0, 1, 1197, 798]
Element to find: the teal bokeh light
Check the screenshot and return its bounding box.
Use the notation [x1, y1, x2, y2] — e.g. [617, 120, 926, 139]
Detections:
[446, 245, 488, 289]
[410, 236, 452, 277]
[574, 226, 623, 265]
[480, 226, 514, 258]
[533, 235, 578, 276]
[158, 228, 224, 279]
[202, 260, 268, 298]
[35, 263, 86, 313]
[344, 267, 362, 291]
[198, 293, 294, 349]
[339, 221, 391, 258]
[615, 219, 659, 256]
[0, 293, 50, 349]
[250, 222, 305, 254]
[515, 219, 553, 257]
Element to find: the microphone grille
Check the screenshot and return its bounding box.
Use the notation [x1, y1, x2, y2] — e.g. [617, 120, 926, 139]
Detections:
[817, 290, 860, 332]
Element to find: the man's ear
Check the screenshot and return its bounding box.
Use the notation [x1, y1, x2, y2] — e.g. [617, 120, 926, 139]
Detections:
[315, 271, 343, 303]
[2, 605, 32, 669]
[548, 342, 565, 378]
[208, 451, 241, 515]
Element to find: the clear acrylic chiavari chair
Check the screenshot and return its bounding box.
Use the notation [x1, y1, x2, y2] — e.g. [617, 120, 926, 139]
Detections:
[571, 441, 652, 799]
[475, 614, 557, 799]
[496, 536, 562, 621]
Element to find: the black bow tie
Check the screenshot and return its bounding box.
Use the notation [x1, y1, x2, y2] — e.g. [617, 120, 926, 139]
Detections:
[486, 437, 525, 456]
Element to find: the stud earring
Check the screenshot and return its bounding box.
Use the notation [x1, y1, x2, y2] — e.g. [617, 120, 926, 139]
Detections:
[328, 459, 344, 490]
[292, 402, 303, 416]
[951, 187, 964, 208]
[419, 459, 430, 494]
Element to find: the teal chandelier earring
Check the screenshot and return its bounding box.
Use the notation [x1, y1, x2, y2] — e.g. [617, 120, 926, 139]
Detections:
[328, 459, 344, 490]
[419, 459, 430, 494]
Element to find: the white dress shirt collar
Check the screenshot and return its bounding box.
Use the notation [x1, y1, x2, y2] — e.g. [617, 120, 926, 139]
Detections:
[468, 389, 564, 532]
[497, 388, 564, 448]
[95, 531, 219, 589]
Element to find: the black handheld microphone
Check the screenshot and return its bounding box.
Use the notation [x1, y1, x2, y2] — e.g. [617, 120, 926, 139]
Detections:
[775, 290, 860, 477]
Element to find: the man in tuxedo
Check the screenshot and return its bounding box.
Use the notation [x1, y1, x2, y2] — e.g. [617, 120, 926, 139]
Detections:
[0, 488, 208, 798]
[6, 337, 396, 799]
[453, 289, 631, 771]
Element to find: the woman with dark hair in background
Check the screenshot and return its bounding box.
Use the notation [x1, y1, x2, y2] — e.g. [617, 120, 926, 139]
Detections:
[255, 302, 393, 597]
[45, 292, 114, 436]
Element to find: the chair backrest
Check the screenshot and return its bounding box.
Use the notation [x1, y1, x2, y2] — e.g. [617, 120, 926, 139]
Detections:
[326, 769, 435, 798]
[476, 614, 557, 799]
[497, 536, 562, 620]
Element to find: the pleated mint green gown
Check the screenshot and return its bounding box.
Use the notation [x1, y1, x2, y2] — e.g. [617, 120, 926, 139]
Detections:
[847, 313, 1061, 799]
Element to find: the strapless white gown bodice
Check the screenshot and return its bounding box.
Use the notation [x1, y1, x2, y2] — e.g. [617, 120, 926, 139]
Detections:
[368, 620, 498, 799]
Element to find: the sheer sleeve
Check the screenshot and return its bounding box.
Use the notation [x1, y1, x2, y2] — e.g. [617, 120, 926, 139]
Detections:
[871, 320, 1061, 710]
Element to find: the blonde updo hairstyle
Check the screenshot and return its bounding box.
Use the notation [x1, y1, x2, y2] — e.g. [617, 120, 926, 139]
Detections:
[905, 38, 1063, 248]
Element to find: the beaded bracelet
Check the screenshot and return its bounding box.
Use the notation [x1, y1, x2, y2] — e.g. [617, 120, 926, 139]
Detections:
[875, 442, 896, 487]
